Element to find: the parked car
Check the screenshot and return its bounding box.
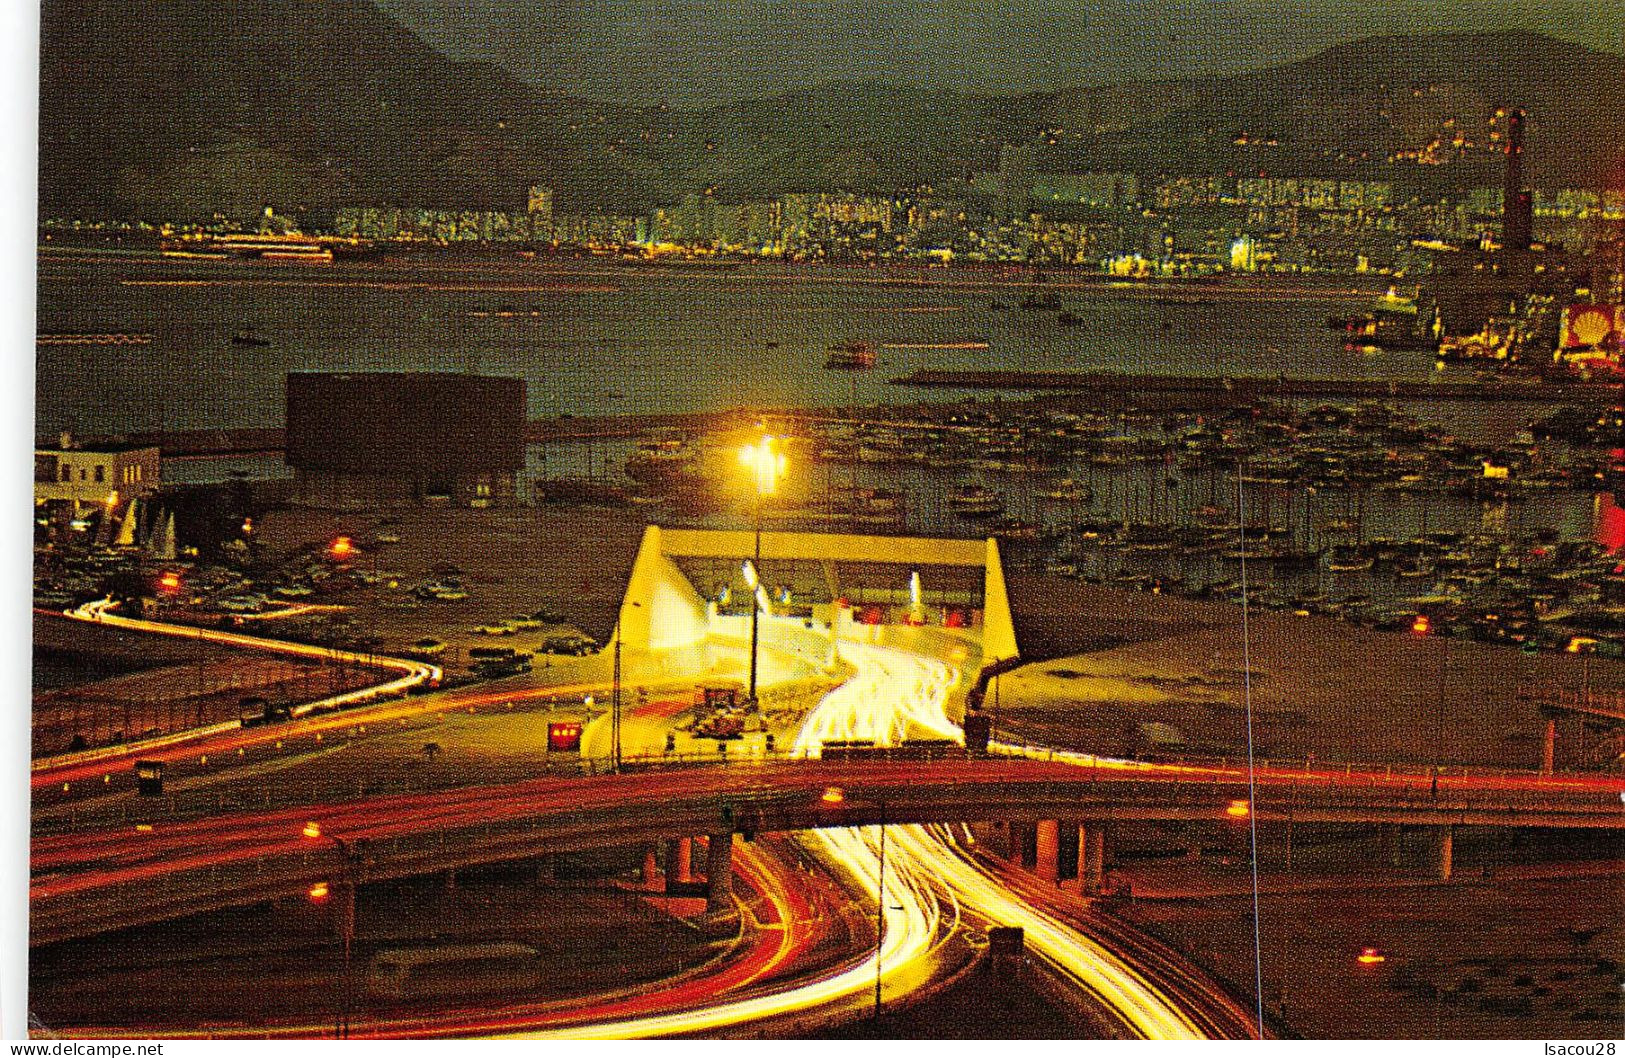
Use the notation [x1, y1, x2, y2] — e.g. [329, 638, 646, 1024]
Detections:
[542, 635, 597, 656]
[473, 657, 533, 678]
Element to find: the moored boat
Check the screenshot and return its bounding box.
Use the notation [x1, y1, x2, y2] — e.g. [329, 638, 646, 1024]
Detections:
[946, 483, 1005, 518]
[625, 436, 698, 485]
[825, 341, 878, 370]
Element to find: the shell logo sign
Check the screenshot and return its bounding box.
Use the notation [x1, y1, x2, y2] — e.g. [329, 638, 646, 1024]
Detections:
[1562, 304, 1621, 349]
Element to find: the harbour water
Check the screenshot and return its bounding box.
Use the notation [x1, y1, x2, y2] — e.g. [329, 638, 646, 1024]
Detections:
[37, 249, 1625, 652]
[40, 250, 1424, 437]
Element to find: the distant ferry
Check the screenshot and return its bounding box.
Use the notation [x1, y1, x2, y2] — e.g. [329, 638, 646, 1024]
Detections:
[825, 341, 878, 370]
[1329, 287, 1440, 352]
[625, 436, 698, 485]
[618, 255, 742, 271]
[160, 233, 335, 263]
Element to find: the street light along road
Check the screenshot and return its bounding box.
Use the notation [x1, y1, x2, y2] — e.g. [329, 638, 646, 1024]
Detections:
[738, 435, 787, 704]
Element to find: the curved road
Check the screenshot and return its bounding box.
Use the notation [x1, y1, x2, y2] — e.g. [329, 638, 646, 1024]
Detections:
[31, 613, 1625, 1038]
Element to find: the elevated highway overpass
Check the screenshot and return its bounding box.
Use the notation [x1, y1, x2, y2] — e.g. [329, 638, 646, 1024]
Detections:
[31, 755, 1625, 947]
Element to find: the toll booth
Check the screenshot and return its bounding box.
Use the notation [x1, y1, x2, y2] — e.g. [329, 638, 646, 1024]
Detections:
[700, 686, 738, 711]
[134, 759, 165, 796]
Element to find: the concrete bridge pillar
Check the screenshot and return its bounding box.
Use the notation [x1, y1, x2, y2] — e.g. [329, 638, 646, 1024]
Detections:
[1541, 718, 1556, 775]
[1435, 825, 1454, 883]
[1079, 825, 1106, 895]
[642, 845, 660, 888]
[1005, 821, 1030, 865]
[664, 837, 692, 892]
[1035, 819, 1061, 883]
[1057, 820, 1080, 884]
[705, 833, 735, 914]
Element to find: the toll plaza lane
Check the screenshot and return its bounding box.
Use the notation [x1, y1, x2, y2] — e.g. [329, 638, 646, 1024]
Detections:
[790, 637, 1208, 1040]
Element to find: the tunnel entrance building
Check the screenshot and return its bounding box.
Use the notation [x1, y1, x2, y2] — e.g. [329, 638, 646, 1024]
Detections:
[611, 525, 1018, 664]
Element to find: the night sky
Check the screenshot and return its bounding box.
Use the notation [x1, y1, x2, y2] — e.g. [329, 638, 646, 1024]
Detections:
[377, 0, 1624, 106]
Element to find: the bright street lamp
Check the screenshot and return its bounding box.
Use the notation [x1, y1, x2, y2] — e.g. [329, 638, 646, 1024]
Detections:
[738, 436, 786, 702]
[302, 821, 362, 1038]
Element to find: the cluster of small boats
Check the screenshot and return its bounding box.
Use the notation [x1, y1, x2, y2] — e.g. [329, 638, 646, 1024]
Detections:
[1054, 529, 1625, 654]
[798, 400, 1620, 505]
[605, 391, 1625, 652]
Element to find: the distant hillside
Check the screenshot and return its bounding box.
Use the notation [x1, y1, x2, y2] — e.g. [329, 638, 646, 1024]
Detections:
[39, 0, 646, 219]
[36, 5, 1625, 222]
[1032, 31, 1625, 184]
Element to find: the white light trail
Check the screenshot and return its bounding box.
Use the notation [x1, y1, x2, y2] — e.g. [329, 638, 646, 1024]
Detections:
[501, 826, 948, 1039]
[791, 636, 1209, 1039]
[792, 640, 961, 753]
[39, 600, 440, 770]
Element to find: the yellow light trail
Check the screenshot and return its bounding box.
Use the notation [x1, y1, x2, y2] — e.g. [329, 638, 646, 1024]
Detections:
[496, 637, 965, 1039]
[891, 824, 1205, 1039]
[34, 599, 440, 771]
[496, 824, 951, 1040]
[794, 637, 1209, 1039]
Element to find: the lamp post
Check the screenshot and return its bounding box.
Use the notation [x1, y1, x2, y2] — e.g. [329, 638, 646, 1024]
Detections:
[611, 600, 641, 772]
[874, 802, 887, 1022]
[303, 822, 362, 1038]
[331, 535, 378, 668]
[613, 627, 623, 773]
[819, 786, 891, 1022]
[1412, 614, 1448, 772]
[739, 436, 787, 704]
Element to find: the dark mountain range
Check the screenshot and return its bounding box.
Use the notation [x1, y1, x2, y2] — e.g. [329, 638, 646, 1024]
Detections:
[37, 1, 1625, 223]
[39, 0, 644, 219]
[1031, 31, 1625, 184]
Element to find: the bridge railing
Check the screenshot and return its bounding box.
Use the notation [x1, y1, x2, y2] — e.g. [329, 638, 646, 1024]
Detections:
[32, 769, 1625, 946]
[987, 737, 1623, 785]
[33, 737, 1624, 839]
